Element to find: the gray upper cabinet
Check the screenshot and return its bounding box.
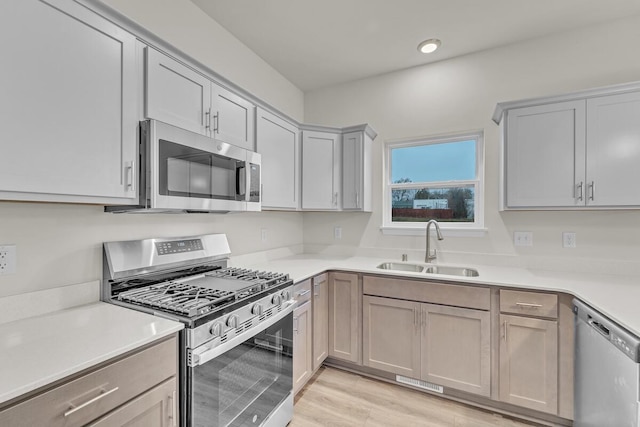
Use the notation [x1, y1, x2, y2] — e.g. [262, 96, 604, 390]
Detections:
[302, 130, 341, 210]
[146, 48, 256, 150]
[256, 108, 300, 209]
[585, 91, 640, 207]
[146, 48, 211, 136]
[504, 101, 586, 208]
[498, 83, 640, 210]
[342, 129, 374, 212]
[0, 0, 138, 204]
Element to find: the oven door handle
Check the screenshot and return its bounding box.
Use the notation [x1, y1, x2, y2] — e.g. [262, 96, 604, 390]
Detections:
[190, 301, 295, 367]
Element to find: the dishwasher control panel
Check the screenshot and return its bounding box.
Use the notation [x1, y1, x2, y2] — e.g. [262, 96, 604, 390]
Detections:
[574, 298, 640, 363]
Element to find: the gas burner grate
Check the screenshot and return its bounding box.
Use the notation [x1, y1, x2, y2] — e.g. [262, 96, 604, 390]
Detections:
[117, 281, 235, 317]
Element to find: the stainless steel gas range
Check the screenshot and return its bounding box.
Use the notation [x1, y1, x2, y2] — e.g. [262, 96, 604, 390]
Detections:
[102, 234, 294, 427]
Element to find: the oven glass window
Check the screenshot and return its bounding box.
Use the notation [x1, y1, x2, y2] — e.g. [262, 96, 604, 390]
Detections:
[190, 313, 293, 427]
[159, 139, 243, 200]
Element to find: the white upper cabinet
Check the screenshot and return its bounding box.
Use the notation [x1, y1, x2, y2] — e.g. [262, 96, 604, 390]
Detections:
[342, 130, 374, 212]
[211, 83, 256, 151]
[498, 83, 640, 209]
[146, 49, 256, 150]
[585, 91, 640, 207]
[256, 108, 300, 209]
[302, 130, 341, 210]
[146, 48, 211, 136]
[0, 0, 138, 204]
[504, 101, 586, 208]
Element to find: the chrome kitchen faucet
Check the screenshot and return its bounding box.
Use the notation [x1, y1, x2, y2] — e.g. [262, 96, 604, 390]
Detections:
[425, 219, 444, 263]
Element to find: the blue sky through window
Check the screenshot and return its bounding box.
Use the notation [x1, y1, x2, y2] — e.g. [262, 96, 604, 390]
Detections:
[391, 140, 476, 183]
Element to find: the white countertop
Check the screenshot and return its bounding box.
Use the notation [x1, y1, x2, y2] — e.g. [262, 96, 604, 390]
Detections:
[242, 254, 640, 337]
[0, 302, 183, 406]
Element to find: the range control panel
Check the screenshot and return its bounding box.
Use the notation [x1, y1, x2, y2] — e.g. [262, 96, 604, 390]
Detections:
[156, 239, 203, 255]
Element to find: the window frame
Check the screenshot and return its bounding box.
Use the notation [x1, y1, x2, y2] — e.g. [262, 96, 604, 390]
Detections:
[382, 130, 485, 236]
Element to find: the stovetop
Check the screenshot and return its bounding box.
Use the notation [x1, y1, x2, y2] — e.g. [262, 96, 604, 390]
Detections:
[114, 267, 291, 320]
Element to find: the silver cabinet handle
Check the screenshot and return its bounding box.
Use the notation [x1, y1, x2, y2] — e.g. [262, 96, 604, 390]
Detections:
[168, 390, 177, 427]
[589, 181, 595, 201]
[355, 191, 359, 207]
[64, 386, 119, 417]
[214, 111, 220, 133]
[576, 181, 583, 201]
[293, 316, 299, 333]
[298, 289, 311, 297]
[125, 161, 135, 190]
[413, 308, 418, 327]
[503, 321, 508, 342]
[516, 302, 543, 308]
[205, 108, 211, 131]
[314, 283, 319, 296]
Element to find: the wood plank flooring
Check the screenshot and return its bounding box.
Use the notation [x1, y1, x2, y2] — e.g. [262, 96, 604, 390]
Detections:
[291, 367, 540, 427]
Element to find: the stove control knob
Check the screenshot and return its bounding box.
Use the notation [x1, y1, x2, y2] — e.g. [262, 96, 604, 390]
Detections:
[271, 294, 282, 306]
[281, 290, 291, 301]
[252, 303, 263, 316]
[226, 315, 239, 329]
[210, 322, 223, 337]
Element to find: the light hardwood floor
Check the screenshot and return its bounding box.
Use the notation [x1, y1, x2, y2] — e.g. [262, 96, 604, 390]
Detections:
[291, 367, 540, 427]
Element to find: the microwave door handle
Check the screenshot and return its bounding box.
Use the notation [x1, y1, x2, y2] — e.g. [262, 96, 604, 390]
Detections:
[236, 164, 246, 197]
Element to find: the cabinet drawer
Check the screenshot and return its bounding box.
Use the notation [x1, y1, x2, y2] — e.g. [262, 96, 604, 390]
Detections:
[363, 276, 490, 311]
[500, 290, 558, 319]
[0, 336, 177, 427]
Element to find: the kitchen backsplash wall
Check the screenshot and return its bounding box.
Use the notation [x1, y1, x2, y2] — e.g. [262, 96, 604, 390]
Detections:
[0, 202, 303, 298]
[303, 14, 640, 274]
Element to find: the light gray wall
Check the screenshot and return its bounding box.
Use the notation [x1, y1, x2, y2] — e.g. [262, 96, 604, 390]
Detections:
[303, 14, 640, 271]
[0, 0, 305, 298]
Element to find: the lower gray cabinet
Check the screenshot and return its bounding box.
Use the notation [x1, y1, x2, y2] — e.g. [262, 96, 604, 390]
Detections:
[0, 336, 178, 427]
[362, 295, 491, 397]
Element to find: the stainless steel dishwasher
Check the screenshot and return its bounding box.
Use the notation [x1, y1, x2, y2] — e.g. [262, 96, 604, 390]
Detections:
[574, 299, 640, 426]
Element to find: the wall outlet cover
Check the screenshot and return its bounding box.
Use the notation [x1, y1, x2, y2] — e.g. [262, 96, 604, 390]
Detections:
[514, 231, 533, 247]
[0, 245, 17, 275]
[562, 232, 576, 248]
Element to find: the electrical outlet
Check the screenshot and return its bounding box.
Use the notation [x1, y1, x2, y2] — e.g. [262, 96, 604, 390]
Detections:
[562, 232, 576, 248]
[514, 231, 533, 247]
[260, 229, 267, 242]
[334, 226, 342, 240]
[0, 245, 17, 275]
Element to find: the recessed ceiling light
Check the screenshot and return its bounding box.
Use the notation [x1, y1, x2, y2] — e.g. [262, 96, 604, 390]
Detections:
[417, 39, 441, 54]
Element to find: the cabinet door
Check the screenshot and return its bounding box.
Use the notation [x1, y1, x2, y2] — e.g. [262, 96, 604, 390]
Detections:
[342, 131, 373, 212]
[146, 48, 211, 136]
[302, 131, 341, 210]
[586, 91, 640, 206]
[293, 301, 313, 395]
[256, 108, 300, 209]
[499, 314, 558, 414]
[211, 83, 256, 150]
[312, 273, 329, 370]
[421, 304, 491, 397]
[88, 377, 177, 427]
[363, 296, 421, 377]
[505, 101, 586, 208]
[328, 272, 360, 363]
[0, 0, 137, 204]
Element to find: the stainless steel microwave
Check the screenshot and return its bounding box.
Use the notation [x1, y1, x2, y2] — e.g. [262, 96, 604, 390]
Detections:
[106, 120, 260, 213]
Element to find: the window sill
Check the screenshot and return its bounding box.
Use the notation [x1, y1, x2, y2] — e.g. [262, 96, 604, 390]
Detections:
[380, 226, 487, 238]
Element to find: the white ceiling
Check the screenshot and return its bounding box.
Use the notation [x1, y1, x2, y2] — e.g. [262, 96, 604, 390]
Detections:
[191, 0, 640, 92]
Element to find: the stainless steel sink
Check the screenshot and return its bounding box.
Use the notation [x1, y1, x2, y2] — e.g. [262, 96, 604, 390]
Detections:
[423, 265, 479, 277]
[376, 262, 425, 272]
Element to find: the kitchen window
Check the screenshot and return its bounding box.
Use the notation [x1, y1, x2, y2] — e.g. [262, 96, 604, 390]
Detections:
[382, 131, 485, 236]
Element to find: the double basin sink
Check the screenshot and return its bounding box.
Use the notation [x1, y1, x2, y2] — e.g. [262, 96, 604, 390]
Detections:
[377, 262, 479, 277]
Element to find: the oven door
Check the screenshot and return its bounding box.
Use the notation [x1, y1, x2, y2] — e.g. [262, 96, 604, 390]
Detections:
[187, 308, 293, 427]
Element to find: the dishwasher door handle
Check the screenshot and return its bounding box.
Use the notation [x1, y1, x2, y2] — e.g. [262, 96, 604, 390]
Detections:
[588, 316, 611, 338]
